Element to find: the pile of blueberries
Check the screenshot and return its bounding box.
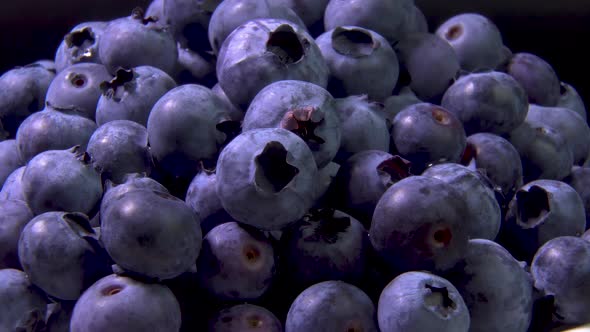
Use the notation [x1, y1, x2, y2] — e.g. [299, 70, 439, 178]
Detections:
[2, 0, 590, 331]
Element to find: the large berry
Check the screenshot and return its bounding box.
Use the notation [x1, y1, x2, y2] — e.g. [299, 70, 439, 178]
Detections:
[506, 52, 560, 107]
[370, 176, 469, 272]
[378, 271, 470, 332]
[18, 212, 111, 300]
[70, 274, 182, 332]
[216, 128, 319, 230]
[216, 19, 329, 109]
[54, 21, 107, 72]
[243, 80, 341, 168]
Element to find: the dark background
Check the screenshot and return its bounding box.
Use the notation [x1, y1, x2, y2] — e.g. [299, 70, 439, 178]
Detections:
[1, 0, 589, 106]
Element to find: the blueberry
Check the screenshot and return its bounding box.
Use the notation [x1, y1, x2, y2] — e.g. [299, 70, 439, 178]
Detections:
[216, 128, 319, 230]
[422, 163, 501, 240]
[16, 107, 97, 163]
[441, 71, 529, 135]
[378, 271, 470, 332]
[500, 179, 586, 261]
[100, 173, 169, 226]
[507, 121, 573, 183]
[525, 104, 590, 165]
[462, 133, 523, 201]
[397, 5, 428, 36]
[0, 200, 33, 269]
[216, 19, 329, 109]
[280, 208, 368, 290]
[273, 0, 330, 34]
[0, 166, 26, 202]
[146, 0, 164, 20]
[506, 52, 561, 107]
[531, 236, 590, 325]
[70, 274, 182, 332]
[324, 0, 413, 44]
[390, 103, 466, 173]
[147, 84, 237, 179]
[315, 26, 399, 101]
[185, 170, 232, 235]
[0, 139, 23, 188]
[564, 166, 590, 229]
[18, 212, 111, 300]
[286, 280, 378, 332]
[394, 33, 460, 102]
[96, 66, 177, 127]
[197, 221, 275, 301]
[100, 188, 202, 280]
[54, 21, 107, 72]
[21, 147, 103, 216]
[382, 86, 422, 125]
[0, 62, 56, 137]
[243, 80, 341, 168]
[86, 120, 152, 184]
[370, 175, 469, 272]
[174, 43, 217, 86]
[332, 95, 390, 163]
[208, 0, 305, 54]
[211, 83, 245, 122]
[0, 268, 47, 332]
[436, 13, 506, 72]
[557, 81, 587, 121]
[45, 62, 111, 120]
[328, 150, 411, 226]
[445, 239, 533, 332]
[209, 303, 282, 332]
[98, 9, 178, 75]
[162, 0, 221, 51]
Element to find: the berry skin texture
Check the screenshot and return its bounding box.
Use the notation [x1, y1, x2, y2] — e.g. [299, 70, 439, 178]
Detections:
[16, 107, 97, 163]
[70, 274, 182, 332]
[422, 163, 501, 240]
[0, 62, 56, 138]
[216, 128, 319, 230]
[286, 280, 378, 332]
[100, 188, 202, 280]
[394, 33, 460, 102]
[378, 271, 470, 332]
[436, 13, 505, 72]
[209, 304, 282, 332]
[98, 10, 178, 76]
[315, 26, 399, 101]
[96, 66, 177, 127]
[556, 81, 587, 121]
[0, 199, 33, 269]
[216, 19, 329, 109]
[500, 179, 586, 262]
[531, 236, 590, 325]
[21, 146, 103, 216]
[0, 269, 47, 332]
[324, 0, 413, 45]
[370, 175, 469, 272]
[197, 221, 276, 301]
[45, 62, 112, 120]
[441, 71, 529, 136]
[564, 166, 590, 229]
[462, 133, 523, 201]
[0, 139, 23, 188]
[391, 103, 466, 173]
[506, 52, 561, 107]
[445, 239, 534, 332]
[18, 212, 111, 301]
[0, 166, 26, 202]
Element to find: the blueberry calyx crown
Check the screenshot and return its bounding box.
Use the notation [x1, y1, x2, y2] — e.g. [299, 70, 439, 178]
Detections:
[281, 107, 325, 149]
[331, 27, 377, 58]
[64, 27, 96, 60]
[266, 24, 307, 65]
[377, 155, 412, 187]
[302, 208, 351, 244]
[131, 7, 159, 25]
[100, 68, 134, 101]
[424, 283, 457, 317]
[515, 185, 551, 228]
[254, 141, 299, 193]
